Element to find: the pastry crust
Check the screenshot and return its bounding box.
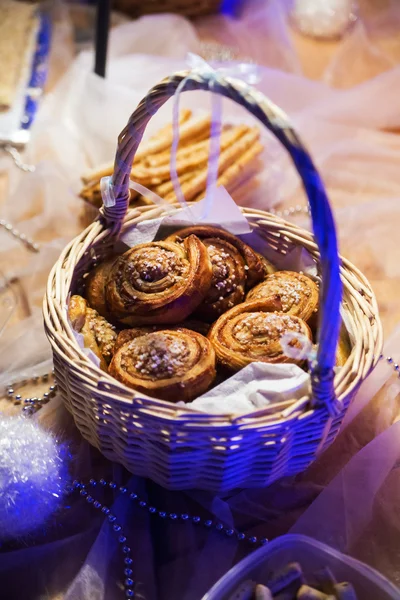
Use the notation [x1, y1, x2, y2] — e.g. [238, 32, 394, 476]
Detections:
[193, 237, 247, 322]
[68, 295, 117, 371]
[109, 328, 216, 402]
[246, 271, 319, 322]
[105, 236, 212, 326]
[112, 321, 211, 355]
[167, 225, 264, 284]
[208, 297, 312, 371]
[85, 256, 117, 320]
[166, 226, 267, 322]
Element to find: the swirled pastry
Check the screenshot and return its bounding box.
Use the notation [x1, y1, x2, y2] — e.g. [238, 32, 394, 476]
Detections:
[246, 271, 319, 322]
[109, 328, 216, 402]
[166, 225, 265, 322]
[208, 298, 312, 371]
[68, 295, 117, 371]
[85, 256, 118, 320]
[105, 236, 212, 326]
[113, 321, 211, 355]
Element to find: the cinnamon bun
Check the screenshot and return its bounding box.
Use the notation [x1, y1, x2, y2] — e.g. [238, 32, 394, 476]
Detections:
[105, 235, 212, 326]
[109, 328, 216, 402]
[68, 295, 117, 371]
[113, 321, 210, 356]
[208, 298, 312, 371]
[85, 256, 117, 320]
[166, 225, 265, 322]
[246, 271, 319, 322]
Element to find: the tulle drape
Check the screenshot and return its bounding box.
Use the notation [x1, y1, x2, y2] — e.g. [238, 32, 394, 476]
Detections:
[1, 2, 400, 597]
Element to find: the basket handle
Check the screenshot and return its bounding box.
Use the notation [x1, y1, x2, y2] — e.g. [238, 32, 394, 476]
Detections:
[108, 70, 342, 414]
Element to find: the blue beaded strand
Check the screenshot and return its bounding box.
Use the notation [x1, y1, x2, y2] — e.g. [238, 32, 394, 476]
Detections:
[72, 480, 135, 599]
[383, 355, 400, 377]
[70, 476, 269, 598]
[67, 480, 268, 598]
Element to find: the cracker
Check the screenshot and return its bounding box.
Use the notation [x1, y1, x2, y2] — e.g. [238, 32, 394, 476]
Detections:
[164, 128, 260, 203]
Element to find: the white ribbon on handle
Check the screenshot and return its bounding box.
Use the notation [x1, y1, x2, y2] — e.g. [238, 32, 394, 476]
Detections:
[101, 54, 261, 214]
[170, 53, 261, 221]
[280, 331, 318, 372]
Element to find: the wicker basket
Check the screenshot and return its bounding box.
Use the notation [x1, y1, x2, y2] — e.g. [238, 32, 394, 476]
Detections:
[113, 0, 222, 18]
[44, 70, 382, 492]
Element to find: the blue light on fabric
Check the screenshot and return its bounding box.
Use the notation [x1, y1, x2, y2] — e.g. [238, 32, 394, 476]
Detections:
[220, 0, 241, 17]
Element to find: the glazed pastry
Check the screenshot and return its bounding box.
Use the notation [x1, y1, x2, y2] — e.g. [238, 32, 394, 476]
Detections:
[85, 256, 117, 320]
[105, 236, 212, 326]
[68, 295, 117, 371]
[208, 298, 312, 371]
[109, 328, 216, 402]
[246, 271, 319, 322]
[113, 327, 157, 354]
[166, 226, 265, 288]
[113, 321, 210, 356]
[166, 225, 265, 322]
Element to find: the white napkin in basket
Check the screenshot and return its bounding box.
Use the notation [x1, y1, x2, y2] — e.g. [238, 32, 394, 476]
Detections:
[184, 362, 310, 414]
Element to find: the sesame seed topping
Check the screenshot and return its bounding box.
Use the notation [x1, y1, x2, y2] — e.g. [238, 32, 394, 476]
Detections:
[120, 332, 195, 379]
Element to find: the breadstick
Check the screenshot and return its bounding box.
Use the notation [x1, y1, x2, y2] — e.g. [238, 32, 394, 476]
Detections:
[164, 128, 260, 203]
[81, 162, 114, 186]
[134, 113, 212, 162]
[192, 154, 262, 203]
[332, 583, 358, 599]
[182, 141, 263, 204]
[115, 121, 233, 187]
[81, 109, 193, 184]
[218, 143, 263, 187]
[80, 181, 102, 207]
[147, 108, 192, 142]
[144, 124, 249, 169]
[297, 585, 333, 599]
[135, 170, 200, 205]
[154, 169, 199, 198]
[135, 125, 249, 180]
[255, 584, 273, 600]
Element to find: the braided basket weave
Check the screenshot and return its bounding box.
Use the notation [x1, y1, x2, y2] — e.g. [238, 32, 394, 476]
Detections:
[44, 71, 382, 492]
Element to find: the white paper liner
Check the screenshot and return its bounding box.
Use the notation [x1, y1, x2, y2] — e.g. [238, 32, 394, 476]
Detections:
[186, 363, 311, 414]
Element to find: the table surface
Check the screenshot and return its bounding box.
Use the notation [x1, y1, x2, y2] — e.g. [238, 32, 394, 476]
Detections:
[1, 4, 400, 598]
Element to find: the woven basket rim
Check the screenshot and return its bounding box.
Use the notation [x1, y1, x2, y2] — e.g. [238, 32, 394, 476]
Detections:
[44, 204, 383, 427]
